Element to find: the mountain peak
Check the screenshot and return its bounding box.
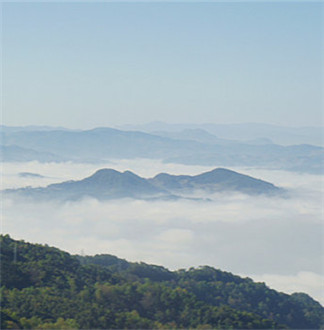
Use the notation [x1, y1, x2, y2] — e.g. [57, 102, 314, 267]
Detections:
[91, 168, 121, 176]
[4, 167, 283, 202]
[150, 167, 281, 195]
[87, 168, 141, 181]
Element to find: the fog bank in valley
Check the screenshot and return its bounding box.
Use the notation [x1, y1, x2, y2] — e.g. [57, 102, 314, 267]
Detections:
[2, 160, 323, 304]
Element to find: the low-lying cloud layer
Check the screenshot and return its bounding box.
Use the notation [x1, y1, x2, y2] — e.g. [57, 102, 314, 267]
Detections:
[2, 160, 323, 304]
[250, 272, 324, 305]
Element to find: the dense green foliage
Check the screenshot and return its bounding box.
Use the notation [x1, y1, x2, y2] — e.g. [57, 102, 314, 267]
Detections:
[1, 235, 323, 329]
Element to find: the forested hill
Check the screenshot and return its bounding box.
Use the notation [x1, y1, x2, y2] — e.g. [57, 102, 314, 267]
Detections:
[1, 235, 323, 329]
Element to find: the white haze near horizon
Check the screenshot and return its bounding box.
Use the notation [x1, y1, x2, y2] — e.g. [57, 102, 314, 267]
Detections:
[1, 159, 324, 305]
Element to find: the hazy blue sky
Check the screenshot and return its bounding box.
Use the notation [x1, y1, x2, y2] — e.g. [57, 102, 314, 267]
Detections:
[2, 2, 323, 128]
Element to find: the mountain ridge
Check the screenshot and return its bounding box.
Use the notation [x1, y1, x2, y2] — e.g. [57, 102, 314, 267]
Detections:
[2, 125, 323, 174]
[4, 167, 283, 202]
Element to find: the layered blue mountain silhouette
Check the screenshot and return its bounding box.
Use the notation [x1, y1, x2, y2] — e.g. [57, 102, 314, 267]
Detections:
[1, 125, 323, 173]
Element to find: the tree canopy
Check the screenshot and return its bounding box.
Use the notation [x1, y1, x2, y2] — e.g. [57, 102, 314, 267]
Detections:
[1, 235, 323, 329]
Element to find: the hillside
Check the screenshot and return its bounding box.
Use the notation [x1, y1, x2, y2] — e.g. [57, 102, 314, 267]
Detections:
[3, 167, 282, 202]
[1, 235, 323, 329]
[149, 168, 280, 195]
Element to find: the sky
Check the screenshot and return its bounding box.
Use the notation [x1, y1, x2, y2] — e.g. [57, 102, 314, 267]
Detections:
[2, 2, 323, 128]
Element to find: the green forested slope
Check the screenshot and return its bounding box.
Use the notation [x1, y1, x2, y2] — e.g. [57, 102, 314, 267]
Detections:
[1, 235, 323, 329]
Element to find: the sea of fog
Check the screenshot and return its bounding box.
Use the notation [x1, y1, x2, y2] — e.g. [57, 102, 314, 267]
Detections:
[2, 159, 323, 305]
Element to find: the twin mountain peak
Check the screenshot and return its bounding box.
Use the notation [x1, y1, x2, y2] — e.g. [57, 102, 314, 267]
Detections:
[6, 167, 283, 202]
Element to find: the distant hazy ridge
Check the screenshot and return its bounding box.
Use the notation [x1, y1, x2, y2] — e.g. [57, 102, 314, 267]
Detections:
[1, 124, 323, 174]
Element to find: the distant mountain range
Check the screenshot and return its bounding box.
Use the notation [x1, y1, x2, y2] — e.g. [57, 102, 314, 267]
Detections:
[119, 122, 324, 147]
[4, 167, 283, 202]
[0, 144, 65, 162]
[1, 125, 323, 174]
